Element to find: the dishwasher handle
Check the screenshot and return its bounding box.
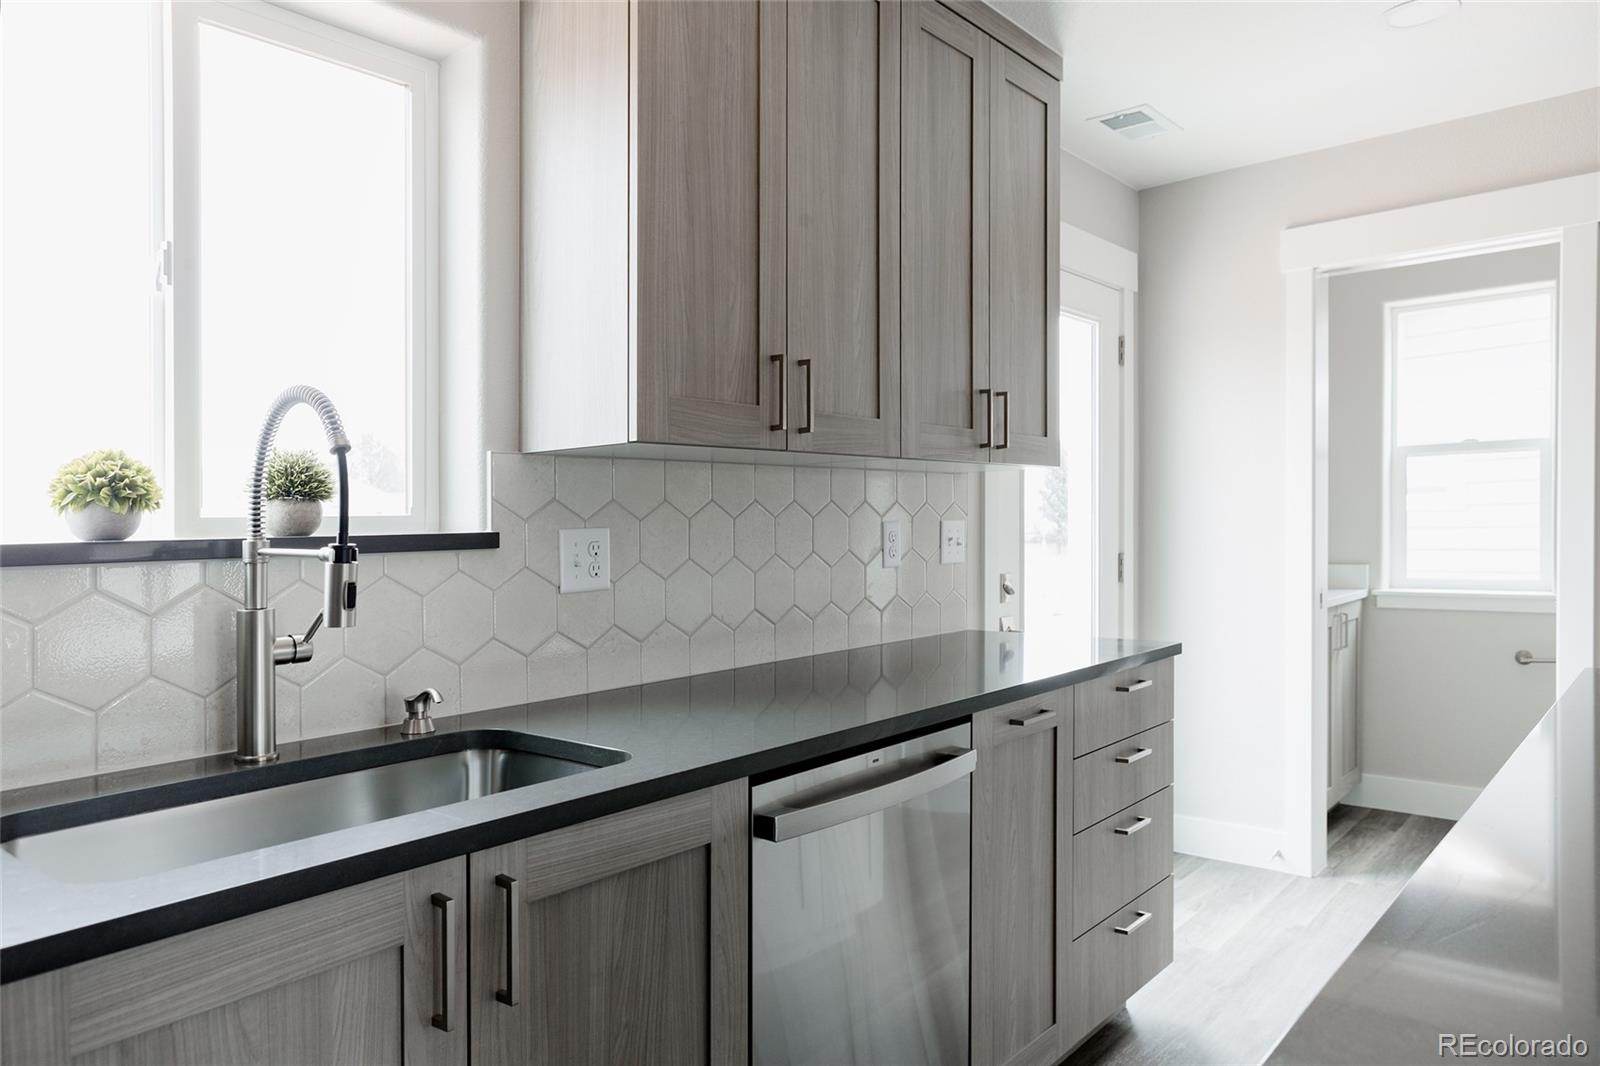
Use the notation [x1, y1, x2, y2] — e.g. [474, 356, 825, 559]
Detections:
[752, 748, 976, 842]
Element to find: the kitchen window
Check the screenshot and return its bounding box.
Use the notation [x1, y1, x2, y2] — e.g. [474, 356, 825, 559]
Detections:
[1385, 283, 1557, 593]
[1, 0, 437, 543]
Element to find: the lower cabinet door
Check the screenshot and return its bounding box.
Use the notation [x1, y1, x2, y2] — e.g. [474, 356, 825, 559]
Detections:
[971, 686, 1072, 1066]
[0, 859, 468, 1066]
[468, 781, 749, 1066]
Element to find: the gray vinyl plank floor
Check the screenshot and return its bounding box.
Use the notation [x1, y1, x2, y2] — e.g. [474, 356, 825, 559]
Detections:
[1064, 805, 1454, 1066]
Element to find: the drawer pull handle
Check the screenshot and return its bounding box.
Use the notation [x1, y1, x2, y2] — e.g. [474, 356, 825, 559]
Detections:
[1115, 747, 1152, 764]
[1115, 679, 1153, 693]
[1114, 910, 1153, 936]
[1114, 816, 1153, 836]
[430, 892, 455, 1031]
[1007, 708, 1057, 729]
[495, 873, 521, 1006]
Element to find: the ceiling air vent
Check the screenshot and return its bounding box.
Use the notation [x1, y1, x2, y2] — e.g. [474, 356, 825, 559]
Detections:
[1091, 105, 1179, 142]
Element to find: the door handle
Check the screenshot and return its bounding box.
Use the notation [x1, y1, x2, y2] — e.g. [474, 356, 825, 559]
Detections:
[1514, 650, 1554, 665]
[770, 353, 787, 432]
[797, 358, 813, 434]
[977, 388, 993, 448]
[430, 892, 455, 1031]
[1114, 910, 1153, 936]
[1115, 747, 1152, 764]
[1007, 707, 1057, 729]
[995, 390, 1010, 450]
[1115, 678, 1153, 693]
[1114, 815, 1153, 836]
[753, 748, 976, 842]
[494, 873, 521, 1006]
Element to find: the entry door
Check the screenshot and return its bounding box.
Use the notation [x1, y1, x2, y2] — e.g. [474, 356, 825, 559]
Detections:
[1021, 272, 1123, 645]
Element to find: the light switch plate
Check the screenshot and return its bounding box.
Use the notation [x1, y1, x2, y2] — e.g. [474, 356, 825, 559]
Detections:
[940, 519, 967, 564]
[882, 519, 904, 568]
[558, 528, 610, 593]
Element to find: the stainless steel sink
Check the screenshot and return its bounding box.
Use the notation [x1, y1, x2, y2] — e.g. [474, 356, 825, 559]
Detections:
[1, 732, 628, 883]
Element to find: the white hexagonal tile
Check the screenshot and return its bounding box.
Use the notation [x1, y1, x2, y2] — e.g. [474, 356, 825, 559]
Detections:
[461, 640, 529, 712]
[36, 595, 148, 709]
[614, 567, 666, 640]
[98, 563, 203, 612]
[0, 566, 91, 622]
[794, 556, 831, 616]
[848, 506, 880, 562]
[775, 503, 812, 566]
[754, 466, 794, 514]
[690, 619, 734, 674]
[272, 581, 345, 684]
[384, 649, 462, 724]
[865, 470, 896, 514]
[3, 615, 32, 704]
[204, 558, 298, 604]
[830, 557, 865, 611]
[665, 564, 713, 631]
[205, 678, 301, 755]
[558, 589, 614, 647]
[712, 561, 755, 624]
[641, 624, 690, 684]
[865, 557, 897, 609]
[926, 557, 954, 601]
[460, 504, 527, 589]
[897, 472, 926, 513]
[385, 551, 458, 595]
[97, 679, 204, 772]
[301, 659, 386, 739]
[2, 693, 94, 788]
[554, 456, 612, 519]
[493, 570, 559, 654]
[640, 505, 690, 576]
[794, 467, 831, 514]
[883, 598, 913, 642]
[525, 501, 584, 584]
[848, 602, 882, 648]
[423, 573, 494, 663]
[734, 506, 776, 568]
[913, 597, 941, 637]
[492, 452, 555, 518]
[912, 508, 940, 558]
[689, 505, 735, 573]
[952, 473, 972, 511]
[712, 463, 755, 516]
[754, 559, 794, 621]
[343, 578, 423, 673]
[587, 628, 641, 691]
[734, 614, 775, 667]
[813, 605, 848, 654]
[944, 501, 968, 522]
[613, 459, 665, 518]
[926, 471, 955, 514]
[830, 468, 865, 512]
[812, 505, 848, 564]
[665, 461, 712, 514]
[591, 500, 641, 576]
[528, 635, 587, 702]
[942, 595, 969, 632]
[775, 609, 813, 661]
[897, 554, 927, 604]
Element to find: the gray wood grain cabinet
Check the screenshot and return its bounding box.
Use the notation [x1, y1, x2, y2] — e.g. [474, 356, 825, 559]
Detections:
[0, 859, 468, 1066]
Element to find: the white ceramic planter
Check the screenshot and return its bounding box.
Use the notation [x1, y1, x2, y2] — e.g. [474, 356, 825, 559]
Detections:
[265, 498, 324, 538]
[63, 503, 142, 542]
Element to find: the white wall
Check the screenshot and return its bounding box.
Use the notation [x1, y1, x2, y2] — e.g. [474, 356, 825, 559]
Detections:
[1138, 88, 1600, 867]
[1062, 149, 1139, 253]
[1329, 245, 1560, 795]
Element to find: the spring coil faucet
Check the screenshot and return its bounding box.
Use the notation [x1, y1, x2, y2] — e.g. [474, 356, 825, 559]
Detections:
[235, 386, 359, 764]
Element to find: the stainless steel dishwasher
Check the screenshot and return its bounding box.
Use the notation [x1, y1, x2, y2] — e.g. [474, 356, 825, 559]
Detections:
[751, 722, 973, 1065]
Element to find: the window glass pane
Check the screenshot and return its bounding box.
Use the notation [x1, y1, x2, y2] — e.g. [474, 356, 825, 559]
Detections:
[2, 2, 162, 542]
[1405, 449, 1542, 584]
[196, 23, 411, 518]
[1394, 290, 1553, 447]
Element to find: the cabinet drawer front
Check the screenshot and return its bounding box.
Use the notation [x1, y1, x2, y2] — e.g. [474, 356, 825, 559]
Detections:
[1071, 788, 1173, 939]
[1073, 722, 1173, 832]
[978, 686, 1071, 748]
[1074, 658, 1173, 756]
[1065, 878, 1173, 1048]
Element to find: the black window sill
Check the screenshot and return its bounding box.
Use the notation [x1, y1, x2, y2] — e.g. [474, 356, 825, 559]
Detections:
[0, 532, 498, 568]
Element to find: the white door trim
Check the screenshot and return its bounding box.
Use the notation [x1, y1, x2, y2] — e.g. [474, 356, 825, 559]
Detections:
[1280, 174, 1600, 877]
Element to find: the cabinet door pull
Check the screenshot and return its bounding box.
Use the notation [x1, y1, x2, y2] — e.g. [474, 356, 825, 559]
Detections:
[995, 390, 1011, 450]
[1115, 747, 1152, 764]
[1007, 707, 1057, 729]
[1114, 815, 1153, 836]
[430, 892, 455, 1031]
[1114, 910, 1153, 936]
[494, 873, 521, 1006]
[770, 353, 787, 432]
[797, 358, 813, 434]
[1115, 678, 1153, 693]
[977, 388, 993, 448]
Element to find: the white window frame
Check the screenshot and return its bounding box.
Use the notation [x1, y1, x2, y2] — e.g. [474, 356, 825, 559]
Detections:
[1382, 282, 1558, 593]
[167, 0, 439, 537]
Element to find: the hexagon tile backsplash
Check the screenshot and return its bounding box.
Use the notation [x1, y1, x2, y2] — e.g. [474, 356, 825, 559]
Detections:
[0, 454, 981, 789]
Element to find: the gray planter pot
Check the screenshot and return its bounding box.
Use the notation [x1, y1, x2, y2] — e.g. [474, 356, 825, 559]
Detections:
[265, 498, 324, 538]
[63, 503, 142, 542]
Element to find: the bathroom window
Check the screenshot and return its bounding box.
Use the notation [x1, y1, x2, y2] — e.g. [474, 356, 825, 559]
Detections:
[0, 1, 438, 542]
[1386, 284, 1556, 592]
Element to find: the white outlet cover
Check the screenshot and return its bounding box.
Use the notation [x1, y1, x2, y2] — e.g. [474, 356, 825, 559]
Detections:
[558, 528, 610, 593]
[882, 519, 904, 568]
[940, 519, 967, 564]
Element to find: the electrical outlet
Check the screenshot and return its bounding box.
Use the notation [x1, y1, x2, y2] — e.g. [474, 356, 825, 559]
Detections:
[882, 519, 904, 568]
[558, 528, 610, 593]
[940, 519, 967, 564]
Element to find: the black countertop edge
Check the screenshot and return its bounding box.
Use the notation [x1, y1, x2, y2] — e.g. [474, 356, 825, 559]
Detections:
[0, 641, 1181, 982]
[0, 531, 498, 568]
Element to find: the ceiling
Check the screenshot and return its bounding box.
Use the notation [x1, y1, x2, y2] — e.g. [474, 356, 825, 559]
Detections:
[988, 1, 1600, 190]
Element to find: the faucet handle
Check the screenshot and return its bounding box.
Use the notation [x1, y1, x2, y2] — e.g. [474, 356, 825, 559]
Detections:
[401, 688, 443, 736]
[301, 612, 324, 643]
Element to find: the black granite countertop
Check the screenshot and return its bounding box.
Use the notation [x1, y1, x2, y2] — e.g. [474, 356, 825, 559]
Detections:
[0, 631, 1179, 982]
[1270, 669, 1600, 1063]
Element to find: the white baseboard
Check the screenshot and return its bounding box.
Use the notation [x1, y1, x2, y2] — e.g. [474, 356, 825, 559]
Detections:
[1344, 773, 1480, 820]
[1174, 814, 1290, 872]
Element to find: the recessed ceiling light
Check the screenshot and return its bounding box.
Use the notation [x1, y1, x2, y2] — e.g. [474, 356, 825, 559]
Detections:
[1384, 0, 1461, 29]
[1089, 105, 1180, 142]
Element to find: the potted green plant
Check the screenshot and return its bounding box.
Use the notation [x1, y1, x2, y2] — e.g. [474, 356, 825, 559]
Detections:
[49, 449, 163, 541]
[263, 449, 334, 537]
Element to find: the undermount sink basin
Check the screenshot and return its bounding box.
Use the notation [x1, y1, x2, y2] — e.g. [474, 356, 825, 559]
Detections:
[1, 731, 629, 884]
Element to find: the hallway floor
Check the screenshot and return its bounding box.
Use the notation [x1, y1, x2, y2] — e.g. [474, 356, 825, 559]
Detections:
[1065, 805, 1454, 1066]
